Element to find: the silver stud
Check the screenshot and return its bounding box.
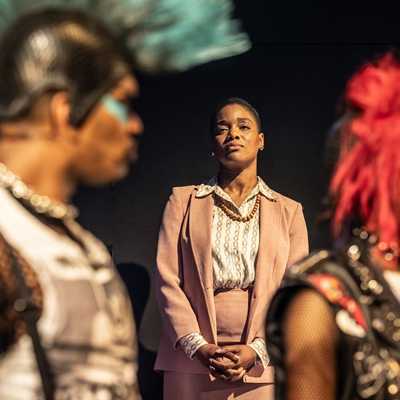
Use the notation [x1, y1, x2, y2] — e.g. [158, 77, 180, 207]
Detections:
[372, 318, 385, 332]
[359, 295, 372, 305]
[368, 280, 383, 294]
[387, 312, 396, 321]
[379, 349, 389, 358]
[385, 252, 395, 262]
[13, 298, 28, 312]
[394, 319, 400, 328]
[360, 267, 370, 275]
[388, 384, 399, 395]
[368, 234, 378, 244]
[348, 245, 361, 260]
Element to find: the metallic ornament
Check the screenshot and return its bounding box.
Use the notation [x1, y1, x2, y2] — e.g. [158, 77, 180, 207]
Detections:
[0, 162, 77, 220]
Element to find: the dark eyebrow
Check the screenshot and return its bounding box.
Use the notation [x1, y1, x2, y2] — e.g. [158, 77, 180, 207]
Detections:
[217, 119, 229, 125]
[237, 118, 252, 124]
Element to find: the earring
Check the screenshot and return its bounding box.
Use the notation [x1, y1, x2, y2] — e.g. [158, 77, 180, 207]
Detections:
[211, 152, 215, 157]
[260, 147, 264, 151]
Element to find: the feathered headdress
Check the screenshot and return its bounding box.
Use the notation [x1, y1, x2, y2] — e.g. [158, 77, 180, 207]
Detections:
[0, 0, 250, 73]
[331, 52, 400, 249]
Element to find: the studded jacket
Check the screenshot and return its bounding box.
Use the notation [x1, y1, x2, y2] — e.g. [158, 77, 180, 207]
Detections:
[266, 233, 400, 400]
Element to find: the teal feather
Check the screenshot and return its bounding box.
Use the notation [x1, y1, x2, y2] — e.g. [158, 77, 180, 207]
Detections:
[0, 0, 250, 73]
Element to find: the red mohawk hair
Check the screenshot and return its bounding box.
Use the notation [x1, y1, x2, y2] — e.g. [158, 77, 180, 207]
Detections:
[331, 52, 400, 247]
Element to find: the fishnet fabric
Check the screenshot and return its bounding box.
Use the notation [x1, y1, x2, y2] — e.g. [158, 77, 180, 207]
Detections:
[282, 288, 338, 400]
[0, 233, 43, 350]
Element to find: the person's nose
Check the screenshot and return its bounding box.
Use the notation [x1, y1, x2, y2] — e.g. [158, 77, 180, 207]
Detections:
[227, 126, 240, 141]
[127, 113, 143, 137]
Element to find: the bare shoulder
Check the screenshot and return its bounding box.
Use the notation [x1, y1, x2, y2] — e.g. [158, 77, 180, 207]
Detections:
[284, 288, 338, 347]
[282, 288, 338, 400]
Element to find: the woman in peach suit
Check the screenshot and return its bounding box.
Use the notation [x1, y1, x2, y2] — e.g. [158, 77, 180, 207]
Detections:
[155, 98, 308, 399]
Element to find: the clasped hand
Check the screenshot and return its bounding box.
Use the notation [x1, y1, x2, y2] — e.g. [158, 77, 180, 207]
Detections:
[195, 344, 257, 382]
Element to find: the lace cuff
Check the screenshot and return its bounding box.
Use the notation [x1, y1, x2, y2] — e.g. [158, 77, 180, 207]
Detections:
[249, 337, 269, 368]
[179, 332, 208, 359]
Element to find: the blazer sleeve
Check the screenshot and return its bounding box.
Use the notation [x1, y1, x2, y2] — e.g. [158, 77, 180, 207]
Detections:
[287, 203, 309, 267]
[155, 188, 201, 347]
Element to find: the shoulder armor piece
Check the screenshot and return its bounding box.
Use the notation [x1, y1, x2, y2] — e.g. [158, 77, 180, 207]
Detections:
[289, 249, 331, 275]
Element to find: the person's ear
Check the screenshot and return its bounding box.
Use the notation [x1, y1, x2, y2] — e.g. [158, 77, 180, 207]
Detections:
[49, 92, 71, 137]
[259, 132, 265, 151]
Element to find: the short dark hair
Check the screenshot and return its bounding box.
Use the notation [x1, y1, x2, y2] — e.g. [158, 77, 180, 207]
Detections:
[210, 97, 262, 135]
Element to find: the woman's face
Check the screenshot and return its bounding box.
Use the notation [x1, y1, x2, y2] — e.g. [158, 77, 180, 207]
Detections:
[212, 103, 264, 172]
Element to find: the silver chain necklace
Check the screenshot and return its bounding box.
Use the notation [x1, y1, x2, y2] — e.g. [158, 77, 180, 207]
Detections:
[0, 162, 78, 220]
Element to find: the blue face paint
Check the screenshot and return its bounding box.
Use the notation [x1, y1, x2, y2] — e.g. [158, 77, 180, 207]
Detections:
[101, 95, 129, 123]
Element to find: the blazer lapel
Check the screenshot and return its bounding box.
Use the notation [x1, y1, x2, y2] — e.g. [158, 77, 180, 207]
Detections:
[246, 195, 281, 339]
[188, 192, 217, 340]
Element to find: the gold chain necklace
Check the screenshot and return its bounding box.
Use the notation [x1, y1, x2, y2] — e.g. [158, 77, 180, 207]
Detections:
[213, 193, 260, 222]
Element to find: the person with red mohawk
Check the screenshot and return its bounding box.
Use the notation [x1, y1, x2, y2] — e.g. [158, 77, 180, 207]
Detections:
[266, 52, 400, 400]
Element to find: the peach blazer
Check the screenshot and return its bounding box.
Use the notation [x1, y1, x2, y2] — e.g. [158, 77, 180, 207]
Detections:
[154, 185, 308, 383]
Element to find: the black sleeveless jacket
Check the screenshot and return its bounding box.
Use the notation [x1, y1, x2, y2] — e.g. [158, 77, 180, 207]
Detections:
[266, 232, 400, 400]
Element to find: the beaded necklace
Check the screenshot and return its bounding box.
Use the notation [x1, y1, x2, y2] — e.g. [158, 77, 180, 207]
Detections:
[213, 192, 260, 223]
[0, 163, 77, 220]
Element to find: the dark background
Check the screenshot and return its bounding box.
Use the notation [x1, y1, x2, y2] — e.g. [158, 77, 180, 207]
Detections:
[74, 4, 399, 398]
